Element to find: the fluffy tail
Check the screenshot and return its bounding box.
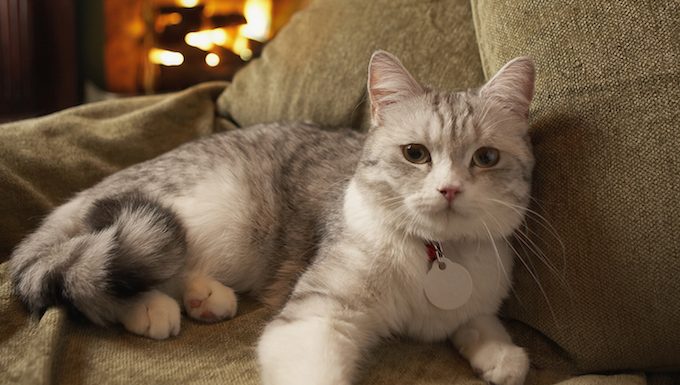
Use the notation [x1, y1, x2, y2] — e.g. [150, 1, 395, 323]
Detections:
[9, 192, 186, 325]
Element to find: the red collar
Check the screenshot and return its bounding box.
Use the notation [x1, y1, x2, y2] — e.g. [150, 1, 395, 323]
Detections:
[425, 242, 438, 262]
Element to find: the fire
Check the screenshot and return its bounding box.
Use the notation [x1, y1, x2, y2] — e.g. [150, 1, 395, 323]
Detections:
[177, 0, 199, 8]
[155, 12, 182, 33]
[241, 0, 272, 42]
[232, 36, 252, 61]
[185, 29, 230, 51]
[182, 0, 272, 61]
[148, 48, 184, 66]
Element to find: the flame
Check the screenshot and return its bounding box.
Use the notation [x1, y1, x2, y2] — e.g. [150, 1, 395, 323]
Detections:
[185, 29, 232, 51]
[232, 36, 252, 61]
[177, 0, 199, 8]
[182, 0, 271, 62]
[241, 0, 272, 42]
[210, 28, 229, 45]
[148, 48, 184, 66]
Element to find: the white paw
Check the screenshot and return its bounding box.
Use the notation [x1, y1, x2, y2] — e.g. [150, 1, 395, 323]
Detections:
[184, 276, 237, 322]
[120, 290, 181, 340]
[469, 343, 529, 385]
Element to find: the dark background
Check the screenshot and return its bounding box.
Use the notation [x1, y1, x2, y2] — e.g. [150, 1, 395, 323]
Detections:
[0, 0, 106, 122]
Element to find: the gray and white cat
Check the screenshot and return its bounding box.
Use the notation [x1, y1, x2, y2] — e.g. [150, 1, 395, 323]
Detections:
[10, 51, 535, 385]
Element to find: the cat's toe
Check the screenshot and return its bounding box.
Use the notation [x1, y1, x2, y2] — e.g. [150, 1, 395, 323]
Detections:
[470, 343, 528, 385]
[184, 276, 237, 322]
[120, 290, 181, 339]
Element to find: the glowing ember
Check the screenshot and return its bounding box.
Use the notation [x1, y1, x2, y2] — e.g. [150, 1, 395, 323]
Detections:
[233, 36, 252, 61]
[155, 12, 183, 33]
[205, 53, 220, 67]
[148, 48, 184, 66]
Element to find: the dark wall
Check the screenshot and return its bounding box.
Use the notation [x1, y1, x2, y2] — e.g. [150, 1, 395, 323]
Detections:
[0, 0, 81, 122]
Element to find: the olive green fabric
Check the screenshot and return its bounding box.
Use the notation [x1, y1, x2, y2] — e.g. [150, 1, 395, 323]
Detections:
[0, 82, 231, 260]
[0, 262, 650, 385]
[217, 0, 486, 131]
[471, 0, 680, 373]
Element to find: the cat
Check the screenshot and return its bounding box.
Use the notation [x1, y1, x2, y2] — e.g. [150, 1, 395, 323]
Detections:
[10, 50, 535, 385]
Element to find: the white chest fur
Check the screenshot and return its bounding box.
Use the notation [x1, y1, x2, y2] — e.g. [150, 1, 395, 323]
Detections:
[372, 239, 513, 342]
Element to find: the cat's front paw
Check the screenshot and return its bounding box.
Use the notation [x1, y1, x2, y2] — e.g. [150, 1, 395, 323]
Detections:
[469, 343, 529, 385]
[183, 275, 237, 322]
[119, 290, 181, 339]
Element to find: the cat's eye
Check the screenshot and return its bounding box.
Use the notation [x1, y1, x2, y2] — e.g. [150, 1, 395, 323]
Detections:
[402, 144, 431, 164]
[472, 147, 500, 168]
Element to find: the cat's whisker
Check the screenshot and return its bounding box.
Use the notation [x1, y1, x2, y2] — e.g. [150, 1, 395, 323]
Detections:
[496, 213, 565, 285]
[480, 219, 512, 293]
[513, 229, 570, 289]
[376, 197, 407, 210]
[481, 210, 558, 324]
[485, 198, 567, 279]
[489, 198, 566, 257]
[510, 225, 556, 275]
[478, 198, 566, 292]
[517, 213, 567, 283]
[482, 207, 545, 289]
[480, 209, 531, 294]
[510, 245, 559, 325]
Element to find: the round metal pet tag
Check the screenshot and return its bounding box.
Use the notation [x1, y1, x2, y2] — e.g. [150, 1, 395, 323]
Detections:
[424, 257, 473, 310]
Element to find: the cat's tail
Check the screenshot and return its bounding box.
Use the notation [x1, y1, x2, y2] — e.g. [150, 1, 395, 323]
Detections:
[9, 192, 187, 325]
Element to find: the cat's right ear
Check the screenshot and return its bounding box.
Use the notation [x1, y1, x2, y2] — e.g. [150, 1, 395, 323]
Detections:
[368, 51, 423, 125]
[480, 57, 535, 118]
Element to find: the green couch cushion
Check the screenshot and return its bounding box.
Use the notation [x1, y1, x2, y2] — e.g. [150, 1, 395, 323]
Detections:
[0, 82, 230, 259]
[472, 0, 680, 372]
[217, 0, 485, 131]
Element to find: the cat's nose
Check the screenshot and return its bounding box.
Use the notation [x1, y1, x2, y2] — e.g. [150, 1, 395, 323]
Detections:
[438, 186, 460, 202]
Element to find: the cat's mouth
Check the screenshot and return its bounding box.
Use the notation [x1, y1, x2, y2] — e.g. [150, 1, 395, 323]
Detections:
[440, 202, 476, 221]
[422, 203, 466, 220]
[407, 197, 471, 221]
[414, 199, 459, 215]
[439, 200, 463, 214]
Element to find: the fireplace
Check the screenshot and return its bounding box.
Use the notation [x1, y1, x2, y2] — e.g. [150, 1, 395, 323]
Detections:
[105, 0, 308, 94]
[0, 0, 309, 122]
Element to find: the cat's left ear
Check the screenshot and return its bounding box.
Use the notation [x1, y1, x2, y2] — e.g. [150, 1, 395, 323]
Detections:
[480, 57, 535, 118]
[368, 50, 424, 124]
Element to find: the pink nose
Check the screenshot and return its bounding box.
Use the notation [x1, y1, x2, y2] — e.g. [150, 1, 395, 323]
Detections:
[438, 186, 460, 202]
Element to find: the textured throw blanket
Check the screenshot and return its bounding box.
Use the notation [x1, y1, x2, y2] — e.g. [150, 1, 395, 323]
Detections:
[0, 263, 648, 385]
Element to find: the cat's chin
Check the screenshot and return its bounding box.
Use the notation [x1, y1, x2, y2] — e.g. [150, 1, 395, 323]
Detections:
[409, 227, 483, 243]
[402, 215, 478, 242]
[405, 210, 519, 243]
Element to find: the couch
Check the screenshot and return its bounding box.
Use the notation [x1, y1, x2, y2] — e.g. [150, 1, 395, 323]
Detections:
[1, 0, 678, 384]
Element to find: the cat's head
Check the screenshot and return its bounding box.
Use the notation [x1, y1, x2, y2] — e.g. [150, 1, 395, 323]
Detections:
[354, 51, 535, 242]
